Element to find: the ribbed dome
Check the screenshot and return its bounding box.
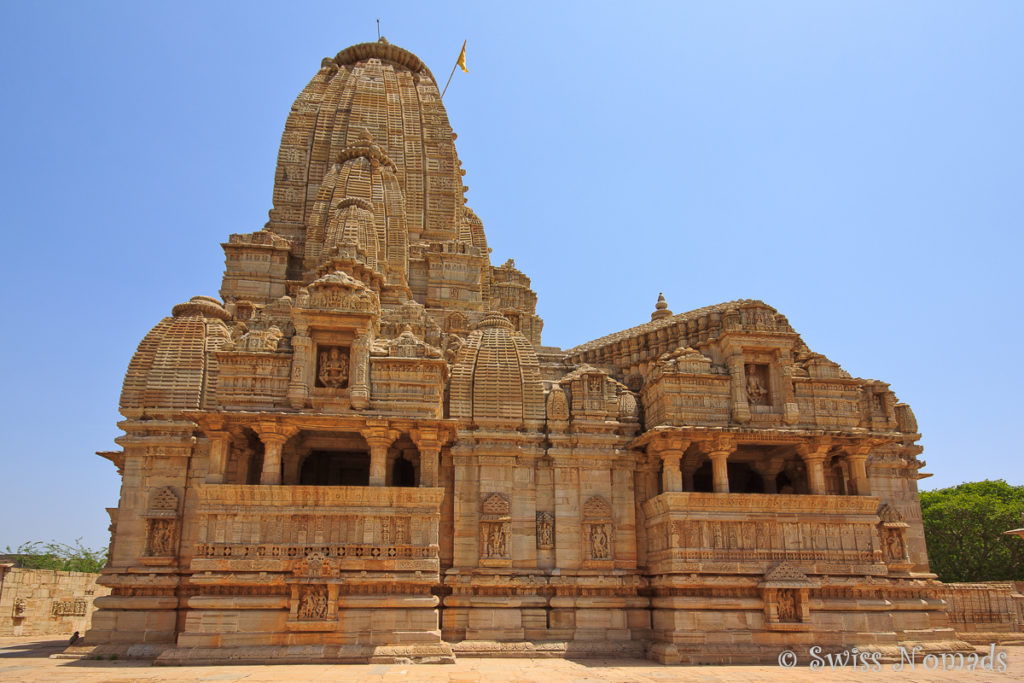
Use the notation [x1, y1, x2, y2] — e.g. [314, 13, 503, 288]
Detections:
[268, 38, 464, 251]
[449, 313, 544, 425]
[119, 296, 229, 418]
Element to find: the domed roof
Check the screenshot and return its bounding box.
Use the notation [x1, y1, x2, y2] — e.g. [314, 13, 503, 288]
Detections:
[268, 38, 464, 250]
[449, 313, 544, 426]
[120, 296, 229, 418]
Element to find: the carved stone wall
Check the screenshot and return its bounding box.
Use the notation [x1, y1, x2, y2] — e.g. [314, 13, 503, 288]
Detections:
[0, 566, 110, 636]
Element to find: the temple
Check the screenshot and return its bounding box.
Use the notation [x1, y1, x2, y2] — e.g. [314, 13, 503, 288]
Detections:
[81, 38, 966, 664]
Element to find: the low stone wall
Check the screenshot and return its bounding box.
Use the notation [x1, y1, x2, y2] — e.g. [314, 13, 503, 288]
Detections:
[0, 565, 110, 637]
[935, 582, 1024, 644]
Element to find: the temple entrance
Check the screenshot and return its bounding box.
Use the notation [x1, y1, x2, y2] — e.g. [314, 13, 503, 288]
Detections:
[300, 450, 371, 486]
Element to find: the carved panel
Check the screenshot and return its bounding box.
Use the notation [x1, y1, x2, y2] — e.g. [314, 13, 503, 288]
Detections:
[51, 599, 88, 617]
[481, 493, 510, 516]
[745, 363, 770, 406]
[480, 520, 511, 559]
[316, 346, 350, 389]
[297, 584, 329, 620]
[145, 518, 179, 557]
[536, 511, 554, 550]
[585, 522, 612, 561]
[582, 496, 611, 519]
[149, 487, 179, 513]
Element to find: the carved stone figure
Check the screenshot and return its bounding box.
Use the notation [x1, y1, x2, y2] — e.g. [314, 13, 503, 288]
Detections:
[745, 364, 769, 405]
[591, 524, 610, 560]
[886, 529, 905, 561]
[317, 346, 349, 388]
[536, 512, 554, 549]
[298, 585, 328, 620]
[777, 590, 798, 622]
[146, 519, 177, 556]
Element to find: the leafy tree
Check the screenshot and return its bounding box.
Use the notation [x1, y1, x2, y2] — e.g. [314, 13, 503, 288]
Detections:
[3, 538, 107, 573]
[920, 480, 1024, 583]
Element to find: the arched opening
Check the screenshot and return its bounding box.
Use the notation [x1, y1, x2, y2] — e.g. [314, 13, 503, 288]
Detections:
[300, 451, 370, 486]
[693, 461, 713, 493]
[225, 428, 264, 485]
[386, 435, 420, 487]
[392, 455, 416, 487]
[728, 462, 764, 494]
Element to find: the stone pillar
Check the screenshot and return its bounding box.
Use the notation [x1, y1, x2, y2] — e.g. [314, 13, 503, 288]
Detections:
[254, 423, 298, 486]
[700, 435, 735, 494]
[709, 451, 730, 493]
[846, 445, 872, 496]
[287, 331, 312, 409]
[681, 459, 700, 492]
[362, 421, 397, 487]
[204, 430, 231, 484]
[649, 435, 688, 493]
[759, 458, 785, 494]
[259, 434, 287, 485]
[798, 441, 830, 495]
[727, 355, 751, 424]
[419, 446, 439, 487]
[411, 426, 445, 488]
[349, 333, 371, 410]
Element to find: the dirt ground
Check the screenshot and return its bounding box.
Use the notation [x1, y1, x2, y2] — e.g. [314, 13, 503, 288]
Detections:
[1, 636, 1022, 682]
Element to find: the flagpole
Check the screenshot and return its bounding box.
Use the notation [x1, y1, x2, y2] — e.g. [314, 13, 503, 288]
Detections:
[440, 61, 459, 99]
[441, 40, 467, 99]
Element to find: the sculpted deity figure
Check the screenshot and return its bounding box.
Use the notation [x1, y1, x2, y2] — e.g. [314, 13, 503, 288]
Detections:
[318, 347, 349, 388]
[886, 530, 904, 560]
[591, 524, 610, 559]
[148, 519, 177, 556]
[777, 590, 798, 622]
[745, 364, 769, 405]
[298, 585, 328, 620]
[537, 513, 554, 549]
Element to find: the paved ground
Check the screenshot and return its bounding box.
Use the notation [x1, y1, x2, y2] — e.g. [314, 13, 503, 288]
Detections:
[1, 637, 1022, 682]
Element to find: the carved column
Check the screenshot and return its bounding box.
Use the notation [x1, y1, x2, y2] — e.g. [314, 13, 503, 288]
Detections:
[846, 445, 872, 496]
[727, 355, 751, 424]
[254, 423, 297, 486]
[649, 435, 688, 493]
[758, 457, 786, 494]
[798, 440, 830, 496]
[362, 421, 397, 487]
[411, 426, 445, 488]
[700, 435, 735, 494]
[681, 458, 701, 492]
[709, 451, 730, 493]
[287, 329, 312, 409]
[349, 333, 371, 410]
[204, 429, 232, 484]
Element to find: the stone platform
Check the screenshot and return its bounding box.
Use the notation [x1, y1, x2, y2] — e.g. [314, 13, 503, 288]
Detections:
[4, 637, 1022, 682]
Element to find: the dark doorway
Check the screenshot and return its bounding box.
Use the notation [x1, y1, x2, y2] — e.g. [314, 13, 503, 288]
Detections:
[693, 461, 712, 492]
[392, 455, 416, 487]
[728, 462, 764, 494]
[300, 451, 370, 486]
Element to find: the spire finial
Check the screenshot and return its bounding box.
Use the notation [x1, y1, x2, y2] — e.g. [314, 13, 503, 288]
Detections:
[651, 292, 672, 321]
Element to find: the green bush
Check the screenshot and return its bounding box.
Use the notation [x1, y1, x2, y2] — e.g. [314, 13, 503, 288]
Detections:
[3, 538, 107, 573]
[920, 480, 1024, 583]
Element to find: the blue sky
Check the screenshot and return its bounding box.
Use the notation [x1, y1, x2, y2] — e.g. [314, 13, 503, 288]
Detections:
[1, 1, 1021, 549]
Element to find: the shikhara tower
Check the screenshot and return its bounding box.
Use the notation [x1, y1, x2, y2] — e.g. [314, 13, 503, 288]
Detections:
[83, 38, 965, 664]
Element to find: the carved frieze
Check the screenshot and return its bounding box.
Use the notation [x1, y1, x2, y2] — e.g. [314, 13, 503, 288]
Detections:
[51, 599, 88, 617]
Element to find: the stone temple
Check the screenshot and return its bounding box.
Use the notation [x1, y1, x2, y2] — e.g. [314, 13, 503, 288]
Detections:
[83, 38, 964, 664]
